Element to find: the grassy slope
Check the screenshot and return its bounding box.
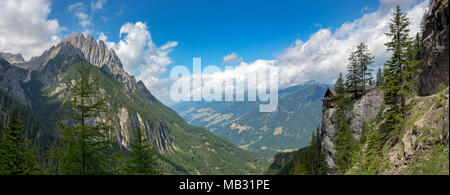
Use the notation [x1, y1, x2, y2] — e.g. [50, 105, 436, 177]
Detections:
[348, 87, 449, 175]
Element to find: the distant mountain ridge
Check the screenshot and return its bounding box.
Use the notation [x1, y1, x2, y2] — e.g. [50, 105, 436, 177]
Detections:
[0, 52, 25, 64]
[0, 34, 268, 174]
[173, 81, 330, 156]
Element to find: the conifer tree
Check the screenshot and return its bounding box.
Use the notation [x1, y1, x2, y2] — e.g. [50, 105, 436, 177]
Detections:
[355, 42, 375, 93]
[346, 52, 360, 93]
[310, 131, 327, 175]
[382, 5, 413, 135]
[346, 43, 374, 95]
[360, 124, 383, 174]
[0, 116, 40, 175]
[290, 132, 327, 175]
[376, 68, 384, 87]
[335, 72, 345, 92]
[124, 128, 160, 175]
[333, 112, 357, 174]
[51, 61, 117, 175]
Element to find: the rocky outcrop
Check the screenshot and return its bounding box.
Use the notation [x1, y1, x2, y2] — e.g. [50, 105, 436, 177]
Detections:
[62, 34, 122, 71]
[318, 89, 384, 174]
[62, 34, 139, 93]
[0, 58, 29, 105]
[0, 52, 25, 64]
[0, 34, 169, 153]
[382, 88, 449, 174]
[418, 0, 449, 96]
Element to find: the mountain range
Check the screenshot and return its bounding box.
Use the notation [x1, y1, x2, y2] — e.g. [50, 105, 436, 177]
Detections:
[0, 33, 269, 174]
[172, 81, 330, 156]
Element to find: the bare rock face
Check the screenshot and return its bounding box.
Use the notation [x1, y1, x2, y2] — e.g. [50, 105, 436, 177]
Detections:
[63, 33, 123, 70]
[0, 52, 25, 64]
[0, 58, 29, 105]
[418, 0, 449, 96]
[61, 33, 138, 92]
[318, 89, 384, 174]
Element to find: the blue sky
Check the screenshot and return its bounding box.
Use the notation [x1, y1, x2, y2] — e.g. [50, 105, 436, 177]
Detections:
[50, 0, 380, 74]
[0, 0, 428, 105]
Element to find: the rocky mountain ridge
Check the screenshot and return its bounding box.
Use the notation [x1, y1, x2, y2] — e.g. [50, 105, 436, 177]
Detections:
[0, 34, 268, 174]
[0, 52, 25, 64]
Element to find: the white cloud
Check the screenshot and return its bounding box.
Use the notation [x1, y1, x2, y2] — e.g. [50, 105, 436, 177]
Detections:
[274, 0, 428, 88]
[98, 32, 108, 42]
[223, 52, 243, 64]
[91, 0, 107, 11]
[0, 0, 61, 60]
[105, 22, 178, 88]
[68, 2, 91, 30]
[68, 0, 107, 35]
[151, 0, 428, 105]
[68, 2, 83, 11]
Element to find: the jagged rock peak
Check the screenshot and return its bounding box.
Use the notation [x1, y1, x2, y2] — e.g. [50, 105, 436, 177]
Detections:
[62, 33, 123, 69]
[0, 52, 25, 64]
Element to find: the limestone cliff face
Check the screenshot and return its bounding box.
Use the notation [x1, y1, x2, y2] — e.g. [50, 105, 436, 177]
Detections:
[318, 89, 384, 174]
[61, 34, 130, 81]
[418, 0, 449, 96]
[318, 86, 449, 175]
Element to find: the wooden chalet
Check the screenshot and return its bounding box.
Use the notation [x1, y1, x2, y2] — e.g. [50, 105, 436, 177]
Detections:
[322, 86, 376, 108]
[322, 88, 337, 108]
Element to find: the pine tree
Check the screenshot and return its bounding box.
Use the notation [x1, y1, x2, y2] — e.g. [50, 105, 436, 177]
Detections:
[360, 124, 383, 174]
[51, 61, 117, 175]
[335, 72, 345, 92]
[376, 68, 384, 87]
[0, 116, 40, 175]
[382, 5, 412, 135]
[333, 112, 357, 174]
[346, 43, 374, 96]
[310, 131, 327, 175]
[355, 42, 375, 93]
[124, 128, 160, 175]
[346, 52, 361, 94]
[400, 33, 422, 113]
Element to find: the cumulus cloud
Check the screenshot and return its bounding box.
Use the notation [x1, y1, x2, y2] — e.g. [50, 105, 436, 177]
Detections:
[274, 0, 428, 88]
[91, 0, 107, 11]
[151, 0, 428, 105]
[68, 2, 91, 30]
[0, 0, 61, 60]
[105, 22, 178, 88]
[223, 52, 243, 64]
[68, 0, 107, 35]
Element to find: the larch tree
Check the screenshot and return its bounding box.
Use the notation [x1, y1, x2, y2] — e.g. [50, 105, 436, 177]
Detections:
[51, 60, 117, 175]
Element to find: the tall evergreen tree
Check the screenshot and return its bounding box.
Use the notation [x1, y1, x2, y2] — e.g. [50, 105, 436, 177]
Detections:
[335, 72, 345, 92]
[346, 52, 361, 93]
[355, 42, 375, 92]
[309, 131, 327, 175]
[124, 128, 160, 175]
[376, 68, 384, 87]
[382, 5, 413, 135]
[333, 112, 357, 174]
[290, 131, 327, 175]
[51, 61, 117, 175]
[346, 43, 374, 95]
[0, 116, 40, 175]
